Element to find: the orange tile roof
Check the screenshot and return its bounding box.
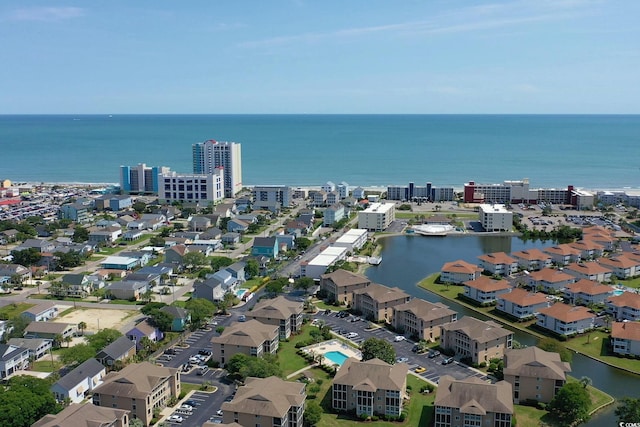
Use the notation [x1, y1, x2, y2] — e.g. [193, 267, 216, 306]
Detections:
[529, 268, 575, 283]
[498, 288, 548, 306]
[607, 292, 640, 309]
[478, 252, 516, 265]
[565, 279, 613, 296]
[544, 244, 581, 256]
[538, 302, 595, 322]
[570, 240, 604, 251]
[511, 248, 550, 261]
[566, 261, 612, 275]
[598, 255, 640, 269]
[582, 226, 615, 237]
[441, 260, 483, 274]
[612, 321, 640, 342]
[464, 276, 511, 292]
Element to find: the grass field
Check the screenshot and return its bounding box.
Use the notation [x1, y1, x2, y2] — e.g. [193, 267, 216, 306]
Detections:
[0, 302, 35, 320]
[278, 326, 316, 377]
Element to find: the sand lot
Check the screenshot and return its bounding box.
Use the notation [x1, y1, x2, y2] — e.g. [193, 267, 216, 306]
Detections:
[58, 308, 140, 333]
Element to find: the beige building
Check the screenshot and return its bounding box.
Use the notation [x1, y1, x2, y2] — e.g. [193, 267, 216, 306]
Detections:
[392, 298, 457, 341]
[434, 375, 513, 427]
[248, 296, 304, 340]
[221, 376, 306, 427]
[440, 317, 513, 364]
[477, 252, 518, 276]
[320, 269, 371, 305]
[352, 283, 411, 323]
[357, 202, 395, 231]
[503, 346, 570, 404]
[33, 402, 129, 427]
[92, 362, 180, 427]
[440, 259, 483, 284]
[210, 319, 279, 366]
[332, 358, 408, 417]
[478, 203, 513, 232]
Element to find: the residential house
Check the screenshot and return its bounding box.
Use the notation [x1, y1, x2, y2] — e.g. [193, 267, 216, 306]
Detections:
[164, 244, 189, 266]
[434, 375, 513, 427]
[527, 268, 576, 293]
[463, 276, 512, 305]
[221, 232, 241, 245]
[564, 261, 613, 283]
[611, 321, 640, 357]
[496, 288, 550, 320]
[320, 269, 372, 305]
[221, 376, 305, 427]
[0, 264, 31, 282]
[598, 255, 640, 279]
[511, 248, 552, 271]
[323, 204, 345, 226]
[160, 306, 190, 332]
[201, 226, 223, 240]
[252, 237, 279, 258]
[477, 252, 518, 276]
[569, 240, 605, 260]
[227, 218, 249, 233]
[285, 220, 312, 237]
[88, 226, 123, 244]
[126, 319, 163, 350]
[51, 358, 106, 403]
[14, 238, 56, 253]
[606, 292, 640, 321]
[440, 260, 483, 284]
[392, 298, 457, 341]
[60, 273, 94, 298]
[311, 190, 327, 207]
[352, 283, 411, 323]
[192, 276, 229, 302]
[138, 213, 167, 231]
[503, 346, 570, 404]
[95, 336, 137, 368]
[20, 301, 58, 322]
[119, 250, 152, 267]
[58, 202, 92, 223]
[0, 343, 29, 378]
[543, 244, 582, 266]
[440, 317, 513, 364]
[32, 402, 129, 427]
[106, 280, 148, 301]
[208, 268, 239, 292]
[92, 362, 180, 427]
[332, 358, 408, 417]
[248, 296, 304, 340]
[275, 233, 296, 252]
[24, 322, 76, 340]
[225, 261, 246, 282]
[100, 256, 139, 271]
[536, 303, 595, 336]
[563, 279, 614, 305]
[189, 215, 212, 232]
[210, 320, 279, 366]
[7, 337, 51, 361]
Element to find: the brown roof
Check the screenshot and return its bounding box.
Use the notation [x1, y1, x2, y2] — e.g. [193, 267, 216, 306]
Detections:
[570, 240, 604, 251]
[565, 279, 613, 296]
[32, 402, 129, 427]
[498, 288, 548, 306]
[598, 255, 640, 269]
[612, 321, 640, 342]
[566, 261, 612, 276]
[24, 322, 74, 335]
[537, 303, 595, 322]
[544, 244, 581, 256]
[582, 225, 616, 238]
[503, 346, 571, 380]
[333, 358, 408, 392]
[478, 252, 516, 265]
[93, 361, 178, 400]
[22, 301, 57, 315]
[168, 244, 188, 256]
[393, 298, 456, 322]
[320, 269, 371, 287]
[511, 248, 550, 261]
[463, 276, 511, 292]
[441, 259, 483, 275]
[441, 317, 512, 343]
[130, 318, 157, 335]
[529, 268, 575, 283]
[250, 296, 303, 321]
[211, 320, 278, 347]
[221, 376, 305, 418]
[606, 292, 640, 309]
[352, 283, 410, 303]
[435, 375, 513, 415]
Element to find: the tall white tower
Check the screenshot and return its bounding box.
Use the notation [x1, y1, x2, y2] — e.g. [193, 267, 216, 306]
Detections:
[192, 139, 242, 198]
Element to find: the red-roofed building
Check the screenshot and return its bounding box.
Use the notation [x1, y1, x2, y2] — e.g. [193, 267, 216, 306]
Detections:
[511, 248, 552, 271]
[496, 288, 550, 320]
[478, 252, 518, 276]
[597, 256, 640, 279]
[564, 261, 612, 283]
[569, 240, 605, 260]
[536, 303, 595, 336]
[543, 244, 582, 266]
[440, 260, 483, 284]
[611, 321, 640, 357]
[527, 268, 576, 293]
[606, 292, 640, 321]
[563, 279, 614, 305]
[463, 276, 512, 305]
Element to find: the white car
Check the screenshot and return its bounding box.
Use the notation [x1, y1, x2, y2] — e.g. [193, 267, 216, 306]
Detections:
[394, 336, 405, 342]
[180, 404, 193, 411]
[216, 409, 224, 416]
[346, 332, 359, 339]
[169, 415, 184, 423]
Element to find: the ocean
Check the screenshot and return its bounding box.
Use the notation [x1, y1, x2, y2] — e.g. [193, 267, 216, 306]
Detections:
[1, 114, 639, 190]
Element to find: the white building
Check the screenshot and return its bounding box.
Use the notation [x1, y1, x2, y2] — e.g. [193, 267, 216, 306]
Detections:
[192, 139, 242, 197]
[334, 229, 368, 252]
[252, 185, 292, 209]
[358, 202, 395, 231]
[321, 181, 336, 193]
[337, 182, 350, 199]
[479, 204, 513, 232]
[302, 246, 349, 279]
[158, 169, 224, 206]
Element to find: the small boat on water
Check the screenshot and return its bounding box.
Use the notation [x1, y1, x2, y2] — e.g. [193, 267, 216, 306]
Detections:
[368, 256, 382, 265]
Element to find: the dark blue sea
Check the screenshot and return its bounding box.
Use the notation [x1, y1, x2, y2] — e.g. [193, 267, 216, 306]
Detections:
[1, 114, 639, 190]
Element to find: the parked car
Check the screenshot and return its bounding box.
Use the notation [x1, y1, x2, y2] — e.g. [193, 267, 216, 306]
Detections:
[216, 409, 223, 416]
[184, 399, 200, 407]
[164, 348, 177, 355]
[180, 404, 193, 411]
[415, 366, 427, 374]
[442, 357, 454, 365]
[169, 415, 184, 423]
[346, 332, 359, 339]
[428, 350, 441, 359]
[394, 336, 405, 342]
[396, 357, 409, 363]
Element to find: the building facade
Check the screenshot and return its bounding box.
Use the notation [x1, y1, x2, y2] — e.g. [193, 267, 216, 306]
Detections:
[440, 317, 513, 364]
[158, 169, 224, 206]
[357, 202, 395, 231]
[120, 163, 169, 194]
[352, 283, 411, 323]
[393, 298, 457, 341]
[192, 139, 242, 198]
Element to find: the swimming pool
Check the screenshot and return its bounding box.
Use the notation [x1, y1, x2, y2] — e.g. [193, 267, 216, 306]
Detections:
[613, 289, 624, 296]
[324, 351, 349, 366]
[236, 289, 247, 298]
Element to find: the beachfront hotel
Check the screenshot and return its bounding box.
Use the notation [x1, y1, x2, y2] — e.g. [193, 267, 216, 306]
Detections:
[192, 139, 242, 198]
[157, 169, 224, 206]
[120, 163, 170, 194]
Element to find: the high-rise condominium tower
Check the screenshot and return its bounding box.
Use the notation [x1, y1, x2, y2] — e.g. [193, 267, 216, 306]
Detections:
[192, 139, 242, 198]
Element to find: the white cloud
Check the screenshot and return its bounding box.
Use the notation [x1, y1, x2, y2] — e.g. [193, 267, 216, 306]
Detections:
[7, 7, 84, 22]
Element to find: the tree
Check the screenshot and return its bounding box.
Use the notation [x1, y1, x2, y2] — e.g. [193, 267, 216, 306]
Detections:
[245, 258, 259, 278]
[293, 277, 315, 293]
[55, 250, 84, 269]
[537, 338, 572, 362]
[304, 401, 323, 426]
[549, 382, 591, 425]
[211, 256, 234, 271]
[10, 248, 41, 267]
[141, 289, 155, 304]
[185, 298, 217, 328]
[72, 226, 89, 243]
[616, 397, 640, 424]
[149, 235, 166, 247]
[296, 237, 312, 252]
[183, 252, 208, 271]
[0, 376, 62, 427]
[579, 376, 592, 389]
[52, 334, 63, 349]
[360, 337, 396, 365]
[217, 292, 237, 315]
[226, 353, 281, 381]
[86, 328, 123, 350]
[148, 309, 174, 332]
[265, 277, 288, 296]
[129, 418, 145, 427]
[63, 335, 73, 348]
[140, 302, 167, 315]
[132, 201, 147, 214]
[59, 343, 95, 366]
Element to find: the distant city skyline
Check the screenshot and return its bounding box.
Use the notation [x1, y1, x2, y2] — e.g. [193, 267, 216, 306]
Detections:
[0, 1, 638, 114]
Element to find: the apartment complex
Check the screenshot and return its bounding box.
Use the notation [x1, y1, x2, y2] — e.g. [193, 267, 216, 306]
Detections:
[611, 321, 640, 357]
[352, 283, 411, 323]
[33, 403, 129, 427]
[332, 358, 407, 417]
[221, 376, 306, 427]
[158, 169, 224, 206]
[386, 181, 455, 202]
[478, 204, 513, 232]
[248, 296, 304, 340]
[92, 362, 180, 426]
[210, 320, 279, 366]
[440, 259, 483, 284]
[393, 298, 457, 341]
[536, 303, 595, 336]
[251, 185, 293, 210]
[440, 317, 513, 364]
[192, 139, 242, 197]
[120, 163, 169, 194]
[357, 202, 395, 231]
[320, 269, 371, 305]
[434, 375, 513, 427]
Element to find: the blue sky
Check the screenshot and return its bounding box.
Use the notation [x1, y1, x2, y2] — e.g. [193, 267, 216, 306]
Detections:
[1, 0, 638, 114]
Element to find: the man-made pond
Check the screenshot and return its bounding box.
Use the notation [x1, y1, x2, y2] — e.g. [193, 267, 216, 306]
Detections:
[365, 234, 640, 426]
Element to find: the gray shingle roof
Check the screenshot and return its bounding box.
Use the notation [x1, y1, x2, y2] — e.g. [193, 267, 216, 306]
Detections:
[54, 358, 105, 390]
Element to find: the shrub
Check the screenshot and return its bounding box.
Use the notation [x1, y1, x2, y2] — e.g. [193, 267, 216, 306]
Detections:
[479, 361, 487, 368]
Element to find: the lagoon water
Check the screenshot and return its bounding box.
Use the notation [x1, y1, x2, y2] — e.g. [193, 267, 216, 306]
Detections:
[366, 234, 640, 426]
[1, 114, 639, 189]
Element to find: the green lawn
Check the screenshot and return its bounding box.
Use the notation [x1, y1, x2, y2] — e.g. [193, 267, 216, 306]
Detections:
[31, 359, 63, 372]
[313, 300, 350, 312]
[0, 302, 35, 320]
[278, 326, 315, 376]
[616, 276, 640, 289]
[179, 382, 201, 394]
[566, 330, 640, 374]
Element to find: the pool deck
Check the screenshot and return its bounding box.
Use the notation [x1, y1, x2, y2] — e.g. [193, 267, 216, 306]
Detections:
[301, 339, 362, 366]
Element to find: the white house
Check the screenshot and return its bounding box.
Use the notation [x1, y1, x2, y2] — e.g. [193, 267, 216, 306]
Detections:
[51, 358, 106, 403]
[536, 303, 595, 336]
[611, 321, 640, 357]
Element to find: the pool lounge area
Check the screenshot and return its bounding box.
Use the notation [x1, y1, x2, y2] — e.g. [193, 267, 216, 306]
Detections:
[301, 340, 362, 367]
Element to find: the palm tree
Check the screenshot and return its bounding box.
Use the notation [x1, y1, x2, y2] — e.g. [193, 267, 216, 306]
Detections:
[141, 289, 155, 304]
[580, 376, 592, 389]
[36, 280, 42, 294]
[52, 334, 63, 349]
[78, 321, 87, 336]
[64, 335, 73, 348]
